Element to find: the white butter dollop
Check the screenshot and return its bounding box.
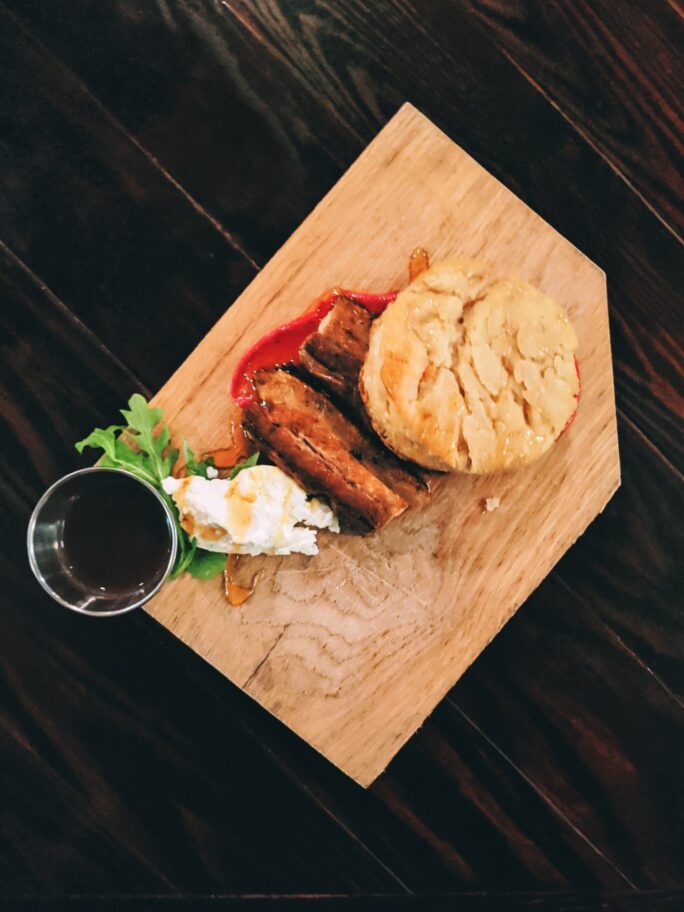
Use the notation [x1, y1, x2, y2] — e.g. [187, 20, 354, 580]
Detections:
[162, 465, 339, 556]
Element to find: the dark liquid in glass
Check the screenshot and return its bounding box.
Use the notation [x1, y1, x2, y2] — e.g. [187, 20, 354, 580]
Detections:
[62, 475, 172, 596]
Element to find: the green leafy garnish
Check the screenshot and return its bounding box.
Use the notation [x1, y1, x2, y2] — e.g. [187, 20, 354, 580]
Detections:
[120, 395, 178, 482]
[187, 549, 227, 580]
[182, 440, 215, 479]
[76, 393, 179, 488]
[169, 536, 197, 581]
[75, 394, 241, 584]
[229, 451, 259, 479]
[76, 425, 154, 487]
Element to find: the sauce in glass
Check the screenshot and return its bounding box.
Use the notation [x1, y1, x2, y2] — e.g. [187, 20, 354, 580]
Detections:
[62, 473, 173, 596]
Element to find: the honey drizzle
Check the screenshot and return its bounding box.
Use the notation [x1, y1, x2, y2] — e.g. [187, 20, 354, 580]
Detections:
[408, 246, 430, 282]
[224, 554, 256, 606]
[202, 411, 252, 475]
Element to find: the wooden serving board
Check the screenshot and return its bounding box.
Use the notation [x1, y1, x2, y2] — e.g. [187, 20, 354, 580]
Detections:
[148, 103, 620, 786]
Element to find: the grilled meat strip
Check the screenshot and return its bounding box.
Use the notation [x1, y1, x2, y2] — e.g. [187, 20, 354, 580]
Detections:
[299, 296, 430, 504]
[299, 296, 371, 414]
[242, 369, 408, 532]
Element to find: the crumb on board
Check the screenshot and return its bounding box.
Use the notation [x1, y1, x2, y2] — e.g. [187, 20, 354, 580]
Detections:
[483, 496, 501, 513]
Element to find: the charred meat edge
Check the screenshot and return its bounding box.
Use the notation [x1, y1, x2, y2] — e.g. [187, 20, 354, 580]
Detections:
[243, 369, 408, 532]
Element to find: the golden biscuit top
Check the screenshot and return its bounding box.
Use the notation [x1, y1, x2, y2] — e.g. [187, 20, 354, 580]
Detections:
[360, 258, 579, 473]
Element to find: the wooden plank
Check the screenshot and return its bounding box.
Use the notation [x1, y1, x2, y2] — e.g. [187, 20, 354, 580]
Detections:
[459, 0, 684, 240]
[0, 243, 146, 504]
[557, 417, 684, 699]
[0, 0, 350, 266]
[6, 0, 680, 468]
[452, 571, 684, 888]
[0, 720, 169, 894]
[0, 245, 402, 894]
[142, 105, 619, 785]
[373, 701, 628, 888]
[0, 580, 400, 894]
[0, 7, 256, 392]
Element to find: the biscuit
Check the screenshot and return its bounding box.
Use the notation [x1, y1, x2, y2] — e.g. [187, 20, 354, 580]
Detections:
[359, 258, 579, 473]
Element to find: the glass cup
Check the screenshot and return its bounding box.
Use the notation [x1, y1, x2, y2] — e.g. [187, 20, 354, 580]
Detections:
[27, 467, 177, 616]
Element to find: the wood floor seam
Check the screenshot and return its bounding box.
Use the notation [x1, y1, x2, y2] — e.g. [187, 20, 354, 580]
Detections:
[554, 573, 684, 710]
[477, 40, 684, 248]
[0, 240, 150, 400]
[446, 700, 638, 891]
[617, 409, 684, 483]
[0, 3, 263, 275]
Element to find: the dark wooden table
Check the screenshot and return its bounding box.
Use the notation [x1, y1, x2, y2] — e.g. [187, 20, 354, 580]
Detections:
[1, 2, 682, 910]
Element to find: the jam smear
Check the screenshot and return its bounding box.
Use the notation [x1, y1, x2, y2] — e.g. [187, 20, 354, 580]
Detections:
[230, 287, 398, 407]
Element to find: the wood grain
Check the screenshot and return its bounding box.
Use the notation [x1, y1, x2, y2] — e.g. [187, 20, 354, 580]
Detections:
[139, 425, 681, 889]
[139, 619, 630, 890]
[451, 572, 684, 888]
[143, 105, 620, 785]
[0, 514, 629, 894]
[0, 6, 255, 391]
[1, 0, 681, 900]
[0, 0, 360, 264]
[137, 562, 683, 890]
[459, 0, 684, 240]
[0, 243, 145, 503]
[6, 0, 681, 469]
[557, 417, 684, 700]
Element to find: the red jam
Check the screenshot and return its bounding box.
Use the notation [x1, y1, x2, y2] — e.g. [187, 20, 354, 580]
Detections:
[230, 287, 397, 406]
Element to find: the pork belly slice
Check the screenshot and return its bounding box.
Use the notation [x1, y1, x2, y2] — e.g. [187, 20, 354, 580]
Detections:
[242, 369, 408, 532]
[299, 296, 371, 413]
[299, 296, 430, 504]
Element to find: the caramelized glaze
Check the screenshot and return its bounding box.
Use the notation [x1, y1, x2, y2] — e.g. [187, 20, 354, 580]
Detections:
[202, 413, 252, 473]
[408, 246, 430, 282]
[224, 554, 255, 606]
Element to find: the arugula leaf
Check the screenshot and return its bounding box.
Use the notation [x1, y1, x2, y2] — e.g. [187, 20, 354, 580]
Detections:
[75, 425, 123, 462]
[182, 440, 215, 478]
[75, 395, 240, 587]
[169, 532, 197, 580]
[229, 451, 259, 480]
[120, 393, 177, 483]
[76, 423, 159, 486]
[187, 549, 227, 580]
